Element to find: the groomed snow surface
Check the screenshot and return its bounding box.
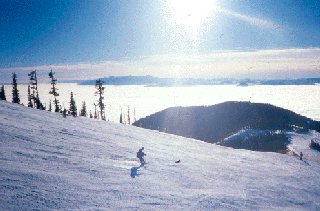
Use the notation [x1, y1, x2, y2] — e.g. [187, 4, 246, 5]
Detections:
[1, 101, 320, 210]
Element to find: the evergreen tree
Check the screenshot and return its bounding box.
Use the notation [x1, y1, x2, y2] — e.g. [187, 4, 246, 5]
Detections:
[33, 97, 45, 110]
[93, 103, 98, 119]
[80, 101, 87, 117]
[27, 85, 33, 107]
[48, 69, 60, 112]
[12, 73, 20, 104]
[120, 110, 123, 124]
[62, 108, 67, 118]
[0, 85, 7, 101]
[69, 92, 77, 117]
[54, 97, 60, 112]
[29, 70, 44, 110]
[95, 79, 106, 120]
[127, 106, 131, 125]
[48, 100, 52, 112]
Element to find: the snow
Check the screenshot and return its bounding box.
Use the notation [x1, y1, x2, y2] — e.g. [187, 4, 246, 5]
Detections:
[1, 101, 320, 210]
[288, 131, 320, 163]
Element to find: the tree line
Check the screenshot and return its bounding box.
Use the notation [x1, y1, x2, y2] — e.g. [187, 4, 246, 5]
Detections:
[0, 70, 135, 124]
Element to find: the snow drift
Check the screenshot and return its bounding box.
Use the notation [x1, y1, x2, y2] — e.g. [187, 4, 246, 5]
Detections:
[1, 101, 320, 210]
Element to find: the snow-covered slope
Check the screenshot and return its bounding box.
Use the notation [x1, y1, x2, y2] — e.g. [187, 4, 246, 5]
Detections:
[1, 101, 320, 210]
[288, 131, 320, 163]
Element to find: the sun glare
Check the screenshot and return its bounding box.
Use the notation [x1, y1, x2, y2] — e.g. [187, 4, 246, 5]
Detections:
[168, 0, 216, 29]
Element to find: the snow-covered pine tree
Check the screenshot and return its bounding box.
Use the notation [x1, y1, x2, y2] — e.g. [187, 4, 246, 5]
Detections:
[62, 108, 67, 118]
[69, 92, 77, 117]
[12, 73, 20, 104]
[120, 110, 123, 124]
[79, 101, 87, 117]
[54, 95, 60, 113]
[33, 97, 45, 110]
[0, 85, 6, 101]
[127, 106, 131, 125]
[123, 110, 127, 125]
[48, 100, 52, 112]
[93, 103, 98, 119]
[28, 70, 44, 110]
[95, 79, 106, 120]
[27, 85, 33, 107]
[48, 69, 60, 112]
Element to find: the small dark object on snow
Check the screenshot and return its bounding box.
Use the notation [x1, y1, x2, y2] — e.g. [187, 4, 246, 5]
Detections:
[299, 152, 303, 160]
[137, 147, 146, 166]
[175, 160, 181, 163]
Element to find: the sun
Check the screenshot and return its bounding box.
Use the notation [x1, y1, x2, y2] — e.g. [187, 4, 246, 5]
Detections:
[167, 0, 216, 30]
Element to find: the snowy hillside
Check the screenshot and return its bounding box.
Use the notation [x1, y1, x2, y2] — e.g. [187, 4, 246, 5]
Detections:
[1, 101, 320, 210]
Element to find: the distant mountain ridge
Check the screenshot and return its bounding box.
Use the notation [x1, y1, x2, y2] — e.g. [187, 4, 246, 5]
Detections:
[133, 101, 320, 152]
[62, 76, 320, 86]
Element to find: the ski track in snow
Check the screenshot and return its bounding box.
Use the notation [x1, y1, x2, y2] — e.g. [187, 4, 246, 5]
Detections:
[0, 101, 320, 210]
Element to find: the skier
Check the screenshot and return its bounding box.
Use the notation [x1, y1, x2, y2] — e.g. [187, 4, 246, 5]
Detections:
[137, 147, 146, 166]
[299, 152, 303, 161]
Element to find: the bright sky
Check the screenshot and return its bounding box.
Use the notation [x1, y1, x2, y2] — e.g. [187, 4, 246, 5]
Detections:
[0, 0, 320, 82]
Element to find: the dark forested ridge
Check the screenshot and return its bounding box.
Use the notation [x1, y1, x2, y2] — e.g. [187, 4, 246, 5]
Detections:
[133, 102, 320, 152]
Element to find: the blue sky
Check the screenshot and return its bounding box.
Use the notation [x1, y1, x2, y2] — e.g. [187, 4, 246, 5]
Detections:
[0, 0, 320, 82]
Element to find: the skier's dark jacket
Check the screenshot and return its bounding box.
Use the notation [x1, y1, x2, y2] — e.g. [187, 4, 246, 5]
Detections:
[137, 149, 146, 159]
